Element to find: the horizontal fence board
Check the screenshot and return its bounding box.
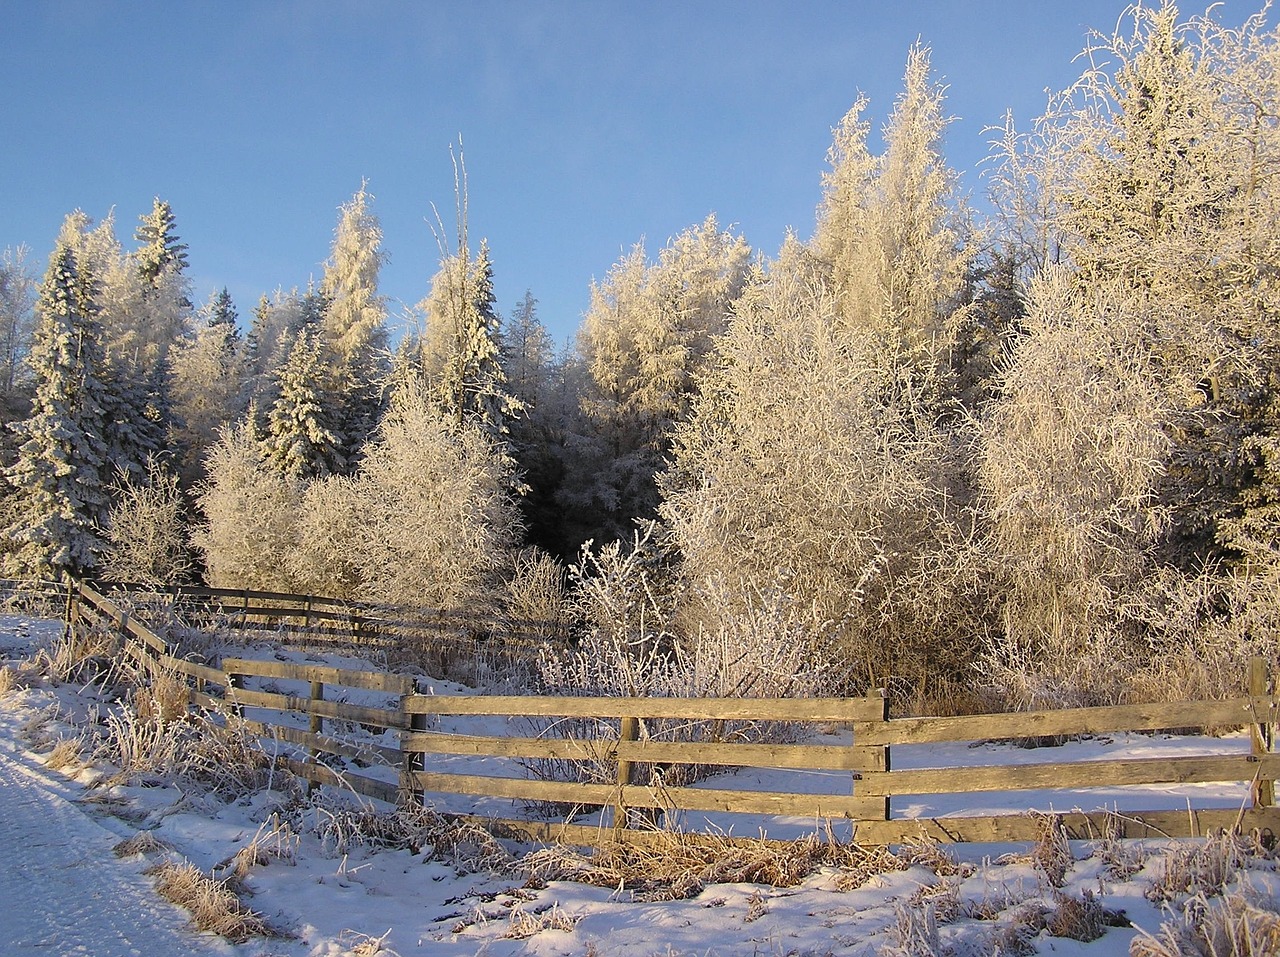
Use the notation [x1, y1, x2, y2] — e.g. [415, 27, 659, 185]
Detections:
[241, 719, 401, 765]
[222, 657, 415, 695]
[615, 740, 884, 772]
[857, 697, 1280, 746]
[159, 655, 225, 687]
[859, 754, 1280, 796]
[404, 731, 604, 761]
[408, 770, 883, 819]
[852, 807, 1280, 845]
[405, 694, 885, 723]
[275, 756, 400, 804]
[228, 687, 408, 730]
[402, 732, 885, 772]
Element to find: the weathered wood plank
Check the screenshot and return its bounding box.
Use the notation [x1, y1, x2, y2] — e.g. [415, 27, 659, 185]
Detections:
[856, 697, 1280, 746]
[407, 771, 883, 819]
[851, 807, 1280, 845]
[242, 719, 402, 765]
[858, 754, 1280, 796]
[275, 757, 400, 804]
[614, 740, 886, 772]
[400, 732, 886, 772]
[405, 694, 885, 723]
[228, 686, 408, 729]
[401, 731, 604, 761]
[221, 657, 414, 694]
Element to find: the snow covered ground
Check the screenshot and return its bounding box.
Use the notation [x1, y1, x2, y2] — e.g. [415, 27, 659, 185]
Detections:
[1, 611, 1277, 956]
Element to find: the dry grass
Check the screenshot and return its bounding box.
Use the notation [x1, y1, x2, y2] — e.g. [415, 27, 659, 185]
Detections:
[218, 814, 299, 881]
[991, 812, 1076, 889]
[0, 665, 19, 695]
[311, 803, 511, 874]
[43, 737, 83, 773]
[113, 830, 173, 858]
[502, 903, 580, 939]
[1131, 892, 1280, 956]
[145, 859, 283, 942]
[523, 830, 953, 903]
[1145, 830, 1265, 906]
[1046, 889, 1108, 942]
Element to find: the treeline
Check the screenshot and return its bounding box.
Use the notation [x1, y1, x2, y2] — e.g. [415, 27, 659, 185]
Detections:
[3, 4, 1279, 710]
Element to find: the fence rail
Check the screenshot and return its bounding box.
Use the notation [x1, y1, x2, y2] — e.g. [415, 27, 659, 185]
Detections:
[63, 580, 1280, 848]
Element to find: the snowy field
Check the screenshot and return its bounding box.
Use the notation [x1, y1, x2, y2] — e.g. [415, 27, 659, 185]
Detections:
[1, 612, 1277, 957]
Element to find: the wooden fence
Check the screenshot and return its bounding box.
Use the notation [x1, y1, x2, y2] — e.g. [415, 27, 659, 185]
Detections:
[82, 579, 568, 679]
[65, 580, 1280, 847]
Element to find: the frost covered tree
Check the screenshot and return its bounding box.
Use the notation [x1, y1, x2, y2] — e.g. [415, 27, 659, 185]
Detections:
[411, 240, 519, 439]
[134, 197, 189, 292]
[813, 44, 972, 397]
[565, 215, 751, 546]
[2, 244, 111, 579]
[261, 326, 343, 479]
[318, 184, 389, 460]
[313, 376, 523, 609]
[55, 207, 188, 484]
[102, 458, 191, 585]
[990, 3, 1280, 568]
[500, 290, 570, 553]
[0, 245, 37, 401]
[170, 288, 244, 483]
[661, 245, 981, 694]
[191, 420, 301, 591]
[975, 3, 1280, 702]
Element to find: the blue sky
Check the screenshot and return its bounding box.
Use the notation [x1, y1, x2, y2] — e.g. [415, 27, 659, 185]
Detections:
[3, 2, 1264, 345]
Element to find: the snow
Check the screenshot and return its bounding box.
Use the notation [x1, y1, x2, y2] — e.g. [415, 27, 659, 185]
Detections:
[1, 611, 1276, 956]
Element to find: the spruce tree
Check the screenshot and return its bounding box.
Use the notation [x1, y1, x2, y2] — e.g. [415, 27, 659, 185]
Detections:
[261, 326, 343, 479]
[319, 184, 389, 463]
[134, 197, 189, 290]
[3, 244, 111, 578]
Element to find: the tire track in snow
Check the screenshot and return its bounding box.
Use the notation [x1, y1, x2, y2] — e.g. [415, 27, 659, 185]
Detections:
[0, 745, 233, 956]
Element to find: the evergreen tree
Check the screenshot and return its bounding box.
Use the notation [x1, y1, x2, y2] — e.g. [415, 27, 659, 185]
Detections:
[319, 184, 389, 462]
[500, 290, 569, 554]
[134, 197, 189, 290]
[3, 244, 111, 578]
[261, 326, 343, 479]
[412, 240, 520, 438]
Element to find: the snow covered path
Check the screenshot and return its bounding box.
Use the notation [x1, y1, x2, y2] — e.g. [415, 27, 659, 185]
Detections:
[0, 742, 233, 957]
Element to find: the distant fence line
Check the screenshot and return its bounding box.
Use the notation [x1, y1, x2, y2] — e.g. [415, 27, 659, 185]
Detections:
[55, 580, 1280, 847]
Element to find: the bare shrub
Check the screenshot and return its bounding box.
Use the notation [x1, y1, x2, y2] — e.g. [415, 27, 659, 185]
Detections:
[102, 459, 192, 586]
[145, 859, 281, 942]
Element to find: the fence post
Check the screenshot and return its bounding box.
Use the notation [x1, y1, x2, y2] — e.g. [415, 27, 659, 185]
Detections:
[308, 680, 324, 793]
[852, 690, 891, 827]
[1251, 657, 1274, 808]
[615, 715, 640, 830]
[400, 689, 426, 808]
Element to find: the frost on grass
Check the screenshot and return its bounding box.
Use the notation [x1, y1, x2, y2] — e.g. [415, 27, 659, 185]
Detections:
[144, 859, 285, 943]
